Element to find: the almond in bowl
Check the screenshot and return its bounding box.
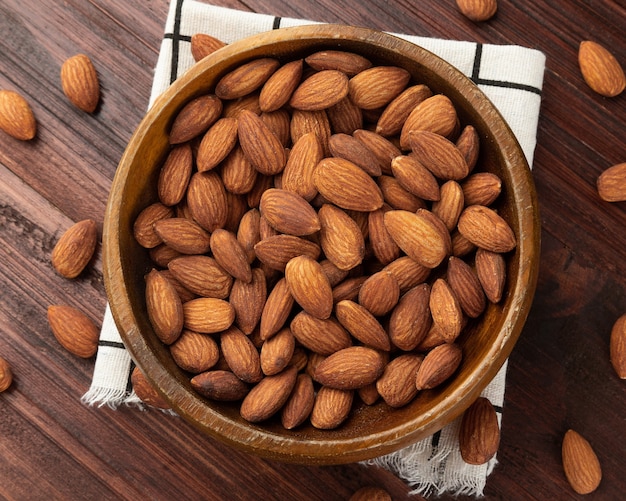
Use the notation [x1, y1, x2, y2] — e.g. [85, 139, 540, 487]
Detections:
[103, 24, 540, 465]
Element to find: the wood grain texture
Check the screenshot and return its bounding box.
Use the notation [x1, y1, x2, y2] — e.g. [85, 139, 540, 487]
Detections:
[0, 0, 625, 499]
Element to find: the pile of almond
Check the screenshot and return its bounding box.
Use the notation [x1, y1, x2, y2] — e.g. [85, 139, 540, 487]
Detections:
[134, 48, 517, 431]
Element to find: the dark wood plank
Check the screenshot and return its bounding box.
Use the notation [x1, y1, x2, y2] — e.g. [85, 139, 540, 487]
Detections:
[1, 0, 626, 499]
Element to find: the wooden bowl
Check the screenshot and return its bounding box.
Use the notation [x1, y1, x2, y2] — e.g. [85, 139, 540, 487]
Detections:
[103, 24, 540, 465]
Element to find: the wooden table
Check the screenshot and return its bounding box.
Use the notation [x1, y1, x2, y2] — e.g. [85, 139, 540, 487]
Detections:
[1, 0, 625, 499]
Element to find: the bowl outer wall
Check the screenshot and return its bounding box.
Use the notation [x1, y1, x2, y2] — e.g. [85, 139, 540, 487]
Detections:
[103, 24, 540, 464]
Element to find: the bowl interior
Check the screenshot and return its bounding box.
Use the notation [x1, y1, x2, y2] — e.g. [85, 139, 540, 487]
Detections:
[103, 24, 540, 464]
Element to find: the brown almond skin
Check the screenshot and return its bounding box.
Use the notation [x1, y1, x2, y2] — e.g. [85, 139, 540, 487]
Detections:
[318, 204, 365, 271]
[0, 356, 14, 392]
[289, 70, 349, 111]
[51, 219, 98, 279]
[349, 486, 392, 501]
[167, 255, 233, 299]
[281, 132, 323, 201]
[182, 297, 235, 334]
[383, 256, 431, 293]
[368, 204, 401, 265]
[377, 175, 426, 212]
[47, 304, 100, 358]
[326, 96, 363, 135]
[429, 278, 464, 343]
[376, 84, 433, 137]
[389, 283, 432, 351]
[238, 109, 287, 176]
[186, 171, 229, 232]
[290, 311, 353, 355]
[328, 133, 382, 177]
[281, 373, 315, 429]
[353, 129, 401, 176]
[400, 94, 458, 149]
[259, 188, 320, 236]
[215, 57, 280, 100]
[158, 144, 193, 206]
[60, 54, 100, 113]
[597, 162, 626, 202]
[237, 208, 261, 264]
[259, 277, 295, 341]
[133, 203, 174, 249]
[144, 269, 184, 345]
[456, 124, 480, 171]
[229, 268, 267, 335]
[191, 370, 250, 401]
[376, 354, 424, 408]
[313, 346, 386, 390]
[254, 234, 321, 272]
[447, 256, 487, 318]
[432, 180, 464, 231]
[260, 327, 296, 376]
[456, 0, 498, 22]
[408, 130, 470, 180]
[285, 255, 333, 320]
[220, 146, 258, 195]
[290, 109, 332, 157]
[461, 172, 502, 206]
[578, 40, 626, 97]
[304, 50, 372, 76]
[610, 313, 626, 379]
[221, 325, 263, 384]
[459, 397, 501, 465]
[335, 300, 391, 351]
[358, 270, 400, 317]
[153, 217, 211, 255]
[259, 59, 303, 112]
[415, 343, 462, 390]
[562, 429, 602, 494]
[349, 66, 411, 110]
[0, 89, 37, 140]
[391, 154, 441, 202]
[210, 228, 252, 283]
[169, 329, 219, 373]
[475, 248, 506, 303]
[240, 365, 298, 422]
[310, 386, 354, 429]
[196, 117, 239, 173]
[457, 205, 516, 253]
[190, 33, 227, 62]
[332, 276, 368, 304]
[169, 94, 223, 144]
[131, 367, 171, 409]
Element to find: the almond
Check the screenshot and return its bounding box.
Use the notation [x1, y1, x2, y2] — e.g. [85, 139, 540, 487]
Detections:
[281, 373, 315, 429]
[408, 130, 470, 180]
[131, 366, 171, 409]
[60, 54, 100, 113]
[318, 203, 365, 271]
[415, 343, 462, 390]
[196, 117, 239, 172]
[376, 84, 433, 137]
[447, 256, 486, 318]
[349, 66, 411, 110]
[47, 304, 100, 358]
[144, 269, 184, 345]
[290, 69, 349, 111]
[313, 157, 384, 212]
[349, 487, 392, 501]
[222, 92, 262, 118]
[389, 283, 432, 351]
[314, 346, 386, 390]
[353, 129, 401, 175]
[285, 255, 333, 319]
[562, 429, 602, 494]
[290, 311, 352, 355]
[253, 234, 321, 272]
[167, 255, 233, 299]
[220, 146, 258, 195]
[191, 370, 250, 401]
[456, 0, 498, 22]
[610, 313, 626, 379]
[157, 144, 193, 206]
[169, 329, 220, 373]
[259, 188, 320, 236]
[383, 256, 431, 293]
[240, 365, 298, 422]
[400, 94, 458, 149]
[377, 175, 426, 212]
[458, 205, 516, 253]
[258, 59, 303, 112]
[220, 325, 263, 384]
[153, 217, 211, 255]
[459, 397, 501, 465]
[310, 386, 354, 429]
[357, 383, 380, 405]
[209, 228, 252, 283]
[0, 89, 37, 140]
[461, 172, 502, 206]
[186, 171, 228, 232]
[133, 203, 174, 248]
[169, 94, 223, 144]
[229, 268, 267, 335]
[456, 125, 480, 171]
[432, 180, 464, 231]
[475, 248, 507, 303]
[358, 270, 400, 316]
[0, 356, 13, 392]
[326, 96, 363, 135]
[238, 109, 287, 175]
[290, 108, 331, 157]
[215, 57, 280, 99]
[332, 276, 368, 304]
[304, 50, 372, 76]
[578, 40, 626, 97]
[384, 209, 448, 268]
[597, 162, 626, 202]
[329, 133, 382, 177]
[182, 297, 235, 334]
[259, 277, 295, 340]
[51, 219, 98, 279]
[376, 354, 424, 407]
[335, 300, 391, 351]
[451, 230, 477, 258]
[236, 208, 261, 264]
[281, 132, 323, 201]
[159, 269, 196, 303]
[260, 327, 295, 376]
[368, 204, 401, 265]
[320, 259, 350, 287]
[429, 278, 464, 343]
[391, 154, 441, 201]
[190, 33, 227, 62]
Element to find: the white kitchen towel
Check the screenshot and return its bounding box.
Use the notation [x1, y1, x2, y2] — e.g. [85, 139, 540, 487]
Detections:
[82, 0, 546, 497]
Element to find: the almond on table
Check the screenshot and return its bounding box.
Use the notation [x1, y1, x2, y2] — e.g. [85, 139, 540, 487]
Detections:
[0, 89, 37, 140]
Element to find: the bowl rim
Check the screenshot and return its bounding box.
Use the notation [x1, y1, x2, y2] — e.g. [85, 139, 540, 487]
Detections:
[103, 23, 541, 464]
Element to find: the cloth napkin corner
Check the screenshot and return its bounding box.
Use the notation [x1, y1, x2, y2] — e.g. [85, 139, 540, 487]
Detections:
[82, 0, 546, 497]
